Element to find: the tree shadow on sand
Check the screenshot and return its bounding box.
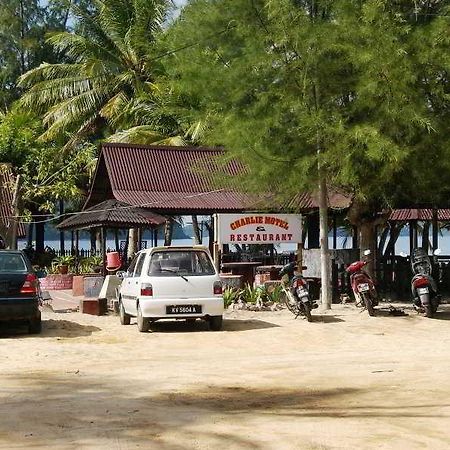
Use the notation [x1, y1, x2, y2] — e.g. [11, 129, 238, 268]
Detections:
[0, 372, 448, 449]
[0, 319, 101, 339]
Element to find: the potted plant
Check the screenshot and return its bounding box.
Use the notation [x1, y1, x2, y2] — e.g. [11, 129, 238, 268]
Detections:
[52, 255, 75, 275]
[88, 256, 103, 273]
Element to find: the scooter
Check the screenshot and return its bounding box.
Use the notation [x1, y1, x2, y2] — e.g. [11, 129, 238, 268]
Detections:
[410, 248, 440, 318]
[279, 262, 318, 322]
[346, 250, 378, 316]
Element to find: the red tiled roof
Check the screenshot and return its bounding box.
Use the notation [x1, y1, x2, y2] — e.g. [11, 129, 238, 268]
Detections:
[389, 209, 450, 221]
[85, 143, 352, 213]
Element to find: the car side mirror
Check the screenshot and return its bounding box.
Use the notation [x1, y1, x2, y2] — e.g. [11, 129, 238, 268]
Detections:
[433, 248, 442, 256]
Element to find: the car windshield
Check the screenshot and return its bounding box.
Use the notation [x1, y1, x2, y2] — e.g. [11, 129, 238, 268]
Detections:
[148, 250, 215, 276]
[0, 253, 27, 272]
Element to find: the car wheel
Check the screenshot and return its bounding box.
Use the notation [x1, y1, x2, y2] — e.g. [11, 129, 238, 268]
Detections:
[209, 315, 223, 331]
[137, 304, 150, 332]
[29, 313, 42, 334]
[119, 301, 131, 325]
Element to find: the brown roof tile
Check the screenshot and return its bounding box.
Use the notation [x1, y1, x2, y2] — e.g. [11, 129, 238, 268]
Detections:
[85, 143, 352, 213]
[389, 209, 450, 221]
[57, 200, 166, 230]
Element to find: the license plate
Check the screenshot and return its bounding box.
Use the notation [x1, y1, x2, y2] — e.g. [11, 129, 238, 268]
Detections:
[417, 287, 429, 295]
[166, 305, 202, 314]
[358, 283, 370, 293]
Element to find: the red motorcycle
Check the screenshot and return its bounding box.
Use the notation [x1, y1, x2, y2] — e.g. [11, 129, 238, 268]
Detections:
[346, 252, 378, 316]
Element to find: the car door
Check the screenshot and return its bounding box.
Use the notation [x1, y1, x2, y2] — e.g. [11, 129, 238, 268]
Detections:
[127, 253, 146, 316]
[120, 254, 139, 314]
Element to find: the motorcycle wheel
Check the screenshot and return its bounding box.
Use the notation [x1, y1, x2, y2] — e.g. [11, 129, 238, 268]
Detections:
[362, 293, 375, 317]
[284, 290, 301, 316]
[302, 302, 313, 322]
[424, 304, 433, 318]
[431, 298, 439, 314]
[420, 294, 433, 318]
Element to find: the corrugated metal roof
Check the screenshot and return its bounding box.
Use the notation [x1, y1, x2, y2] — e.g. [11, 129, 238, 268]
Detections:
[285, 191, 352, 210]
[389, 209, 450, 221]
[57, 199, 166, 230]
[85, 143, 352, 213]
[0, 164, 26, 238]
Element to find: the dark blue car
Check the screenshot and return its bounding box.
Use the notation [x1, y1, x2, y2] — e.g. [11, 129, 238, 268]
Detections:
[0, 250, 42, 334]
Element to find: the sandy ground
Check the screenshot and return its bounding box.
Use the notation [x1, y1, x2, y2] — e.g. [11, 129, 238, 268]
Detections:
[1, 300, 450, 450]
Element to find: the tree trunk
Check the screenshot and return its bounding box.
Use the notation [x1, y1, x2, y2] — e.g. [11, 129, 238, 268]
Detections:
[6, 174, 21, 250]
[383, 222, 405, 257]
[378, 225, 390, 255]
[192, 215, 202, 244]
[164, 220, 173, 246]
[359, 221, 376, 278]
[128, 228, 138, 258]
[422, 221, 430, 252]
[346, 199, 389, 279]
[318, 173, 331, 309]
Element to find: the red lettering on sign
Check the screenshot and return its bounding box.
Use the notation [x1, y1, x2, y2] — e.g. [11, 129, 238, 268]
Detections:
[230, 234, 235, 241]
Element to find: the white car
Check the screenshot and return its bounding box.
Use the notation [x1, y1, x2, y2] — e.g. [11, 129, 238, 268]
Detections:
[118, 246, 224, 332]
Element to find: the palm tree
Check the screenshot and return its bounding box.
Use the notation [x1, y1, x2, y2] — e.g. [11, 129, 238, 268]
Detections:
[18, 0, 182, 147]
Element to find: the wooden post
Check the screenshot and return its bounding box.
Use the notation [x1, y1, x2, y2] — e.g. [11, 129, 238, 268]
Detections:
[75, 230, 79, 258]
[432, 209, 438, 252]
[59, 199, 65, 253]
[137, 227, 142, 250]
[409, 221, 414, 255]
[332, 213, 337, 249]
[115, 229, 119, 252]
[297, 243, 303, 274]
[101, 226, 107, 275]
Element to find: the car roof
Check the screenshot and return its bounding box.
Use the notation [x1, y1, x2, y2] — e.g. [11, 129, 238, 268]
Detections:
[139, 245, 210, 254]
[0, 250, 24, 254]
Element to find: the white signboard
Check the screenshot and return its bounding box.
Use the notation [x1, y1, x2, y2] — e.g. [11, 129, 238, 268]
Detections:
[216, 213, 302, 245]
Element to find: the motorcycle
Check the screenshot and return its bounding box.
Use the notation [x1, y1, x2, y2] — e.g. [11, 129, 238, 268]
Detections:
[279, 261, 318, 321]
[346, 250, 378, 316]
[410, 248, 440, 318]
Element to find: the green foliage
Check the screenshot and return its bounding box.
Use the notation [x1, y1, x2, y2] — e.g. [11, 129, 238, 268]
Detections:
[51, 254, 76, 273]
[0, 0, 82, 110]
[17, 0, 181, 146]
[233, 283, 284, 305]
[75, 255, 103, 274]
[52, 254, 75, 266]
[222, 287, 240, 308]
[165, 0, 450, 209]
[0, 109, 42, 167]
[0, 107, 96, 213]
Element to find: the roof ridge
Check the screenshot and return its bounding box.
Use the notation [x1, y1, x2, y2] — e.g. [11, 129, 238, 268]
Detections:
[102, 143, 226, 153]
